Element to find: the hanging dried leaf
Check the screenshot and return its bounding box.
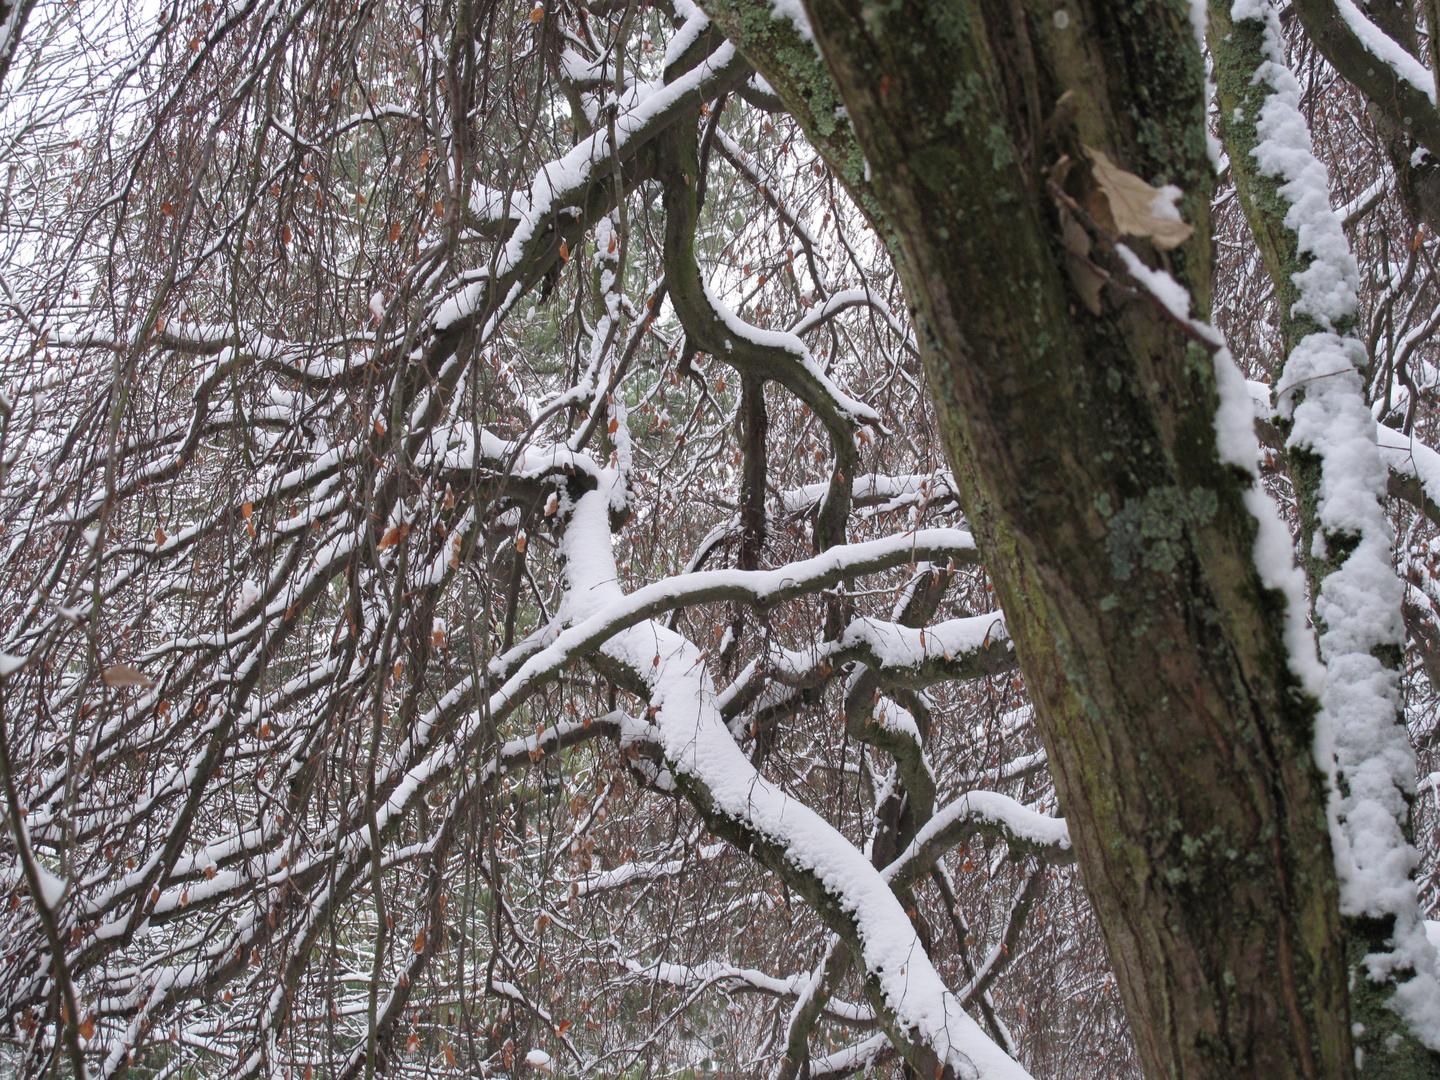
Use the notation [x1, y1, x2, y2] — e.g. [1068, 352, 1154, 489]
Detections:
[241, 501, 253, 519]
[379, 522, 409, 549]
[1082, 145, 1193, 250]
[1061, 209, 1105, 315]
[102, 664, 154, 689]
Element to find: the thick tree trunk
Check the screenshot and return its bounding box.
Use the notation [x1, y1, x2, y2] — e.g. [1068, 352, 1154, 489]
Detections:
[755, 1, 1358, 1077]
[0, 0, 37, 92]
[1210, 3, 1440, 1072]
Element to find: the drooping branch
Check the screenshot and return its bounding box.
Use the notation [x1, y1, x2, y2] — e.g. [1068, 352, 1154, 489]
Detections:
[660, 110, 873, 552]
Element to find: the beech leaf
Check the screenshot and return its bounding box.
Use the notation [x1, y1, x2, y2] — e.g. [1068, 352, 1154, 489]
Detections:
[1082, 145, 1193, 250]
[102, 664, 154, 689]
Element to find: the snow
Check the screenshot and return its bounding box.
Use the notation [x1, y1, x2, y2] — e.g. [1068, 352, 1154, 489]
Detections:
[33, 864, 66, 908]
[525, 1048, 553, 1070]
[1237, 0, 1440, 1044]
[664, 0, 710, 70]
[1330, 0, 1436, 103]
[1185, 0, 1208, 51]
[777, 472, 959, 516]
[806, 1033, 891, 1075]
[787, 286, 911, 344]
[431, 40, 741, 331]
[1115, 245, 1324, 701]
[702, 280, 879, 424]
[632, 955, 875, 1024]
[768, 0, 815, 43]
[0, 651, 23, 678]
[229, 579, 261, 619]
[1377, 424, 1440, 508]
[839, 612, 1007, 670]
[873, 695, 921, 742]
[884, 792, 1071, 881]
[1243, 28, 1360, 331]
[1115, 245, 1219, 344]
[556, 481, 1033, 1079]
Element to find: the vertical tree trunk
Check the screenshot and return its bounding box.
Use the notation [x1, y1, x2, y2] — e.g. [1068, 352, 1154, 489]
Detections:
[0, 0, 36, 95]
[768, 1, 1356, 1076]
[1210, 2, 1440, 1072]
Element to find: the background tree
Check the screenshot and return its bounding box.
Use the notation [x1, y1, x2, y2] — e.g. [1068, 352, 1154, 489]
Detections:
[0, 0, 1438, 1079]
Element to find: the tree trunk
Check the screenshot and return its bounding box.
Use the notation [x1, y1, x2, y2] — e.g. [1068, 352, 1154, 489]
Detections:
[752, 1, 1358, 1077]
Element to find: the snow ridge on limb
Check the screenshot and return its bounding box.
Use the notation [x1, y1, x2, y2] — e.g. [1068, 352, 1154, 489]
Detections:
[560, 482, 1033, 1080]
[1329, 0, 1436, 104]
[429, 34, 748, 331]
[1234, 0, 1440, 1043]
[1377, 423, 1440, 528]
[623, 954, 875, 1026]
[883, 792, 1072, 890]
[1113, 246, 1324, 700]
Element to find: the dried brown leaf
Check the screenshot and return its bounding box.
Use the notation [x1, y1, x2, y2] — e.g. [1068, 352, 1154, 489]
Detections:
[102, 664, 154, 689]
[1082, 145, 1193, 250]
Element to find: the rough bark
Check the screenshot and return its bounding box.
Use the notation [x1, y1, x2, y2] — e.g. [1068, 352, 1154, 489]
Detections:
[0, 0, 36, 93]
[1210, 3, 1440, 1073]
[1291, 0, 1440, 230]
[744, 1, 1358, 1078]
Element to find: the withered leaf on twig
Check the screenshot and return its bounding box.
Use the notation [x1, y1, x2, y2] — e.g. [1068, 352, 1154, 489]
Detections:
[1082, 145, 1193, 250]
[101, 664, 154, 689]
